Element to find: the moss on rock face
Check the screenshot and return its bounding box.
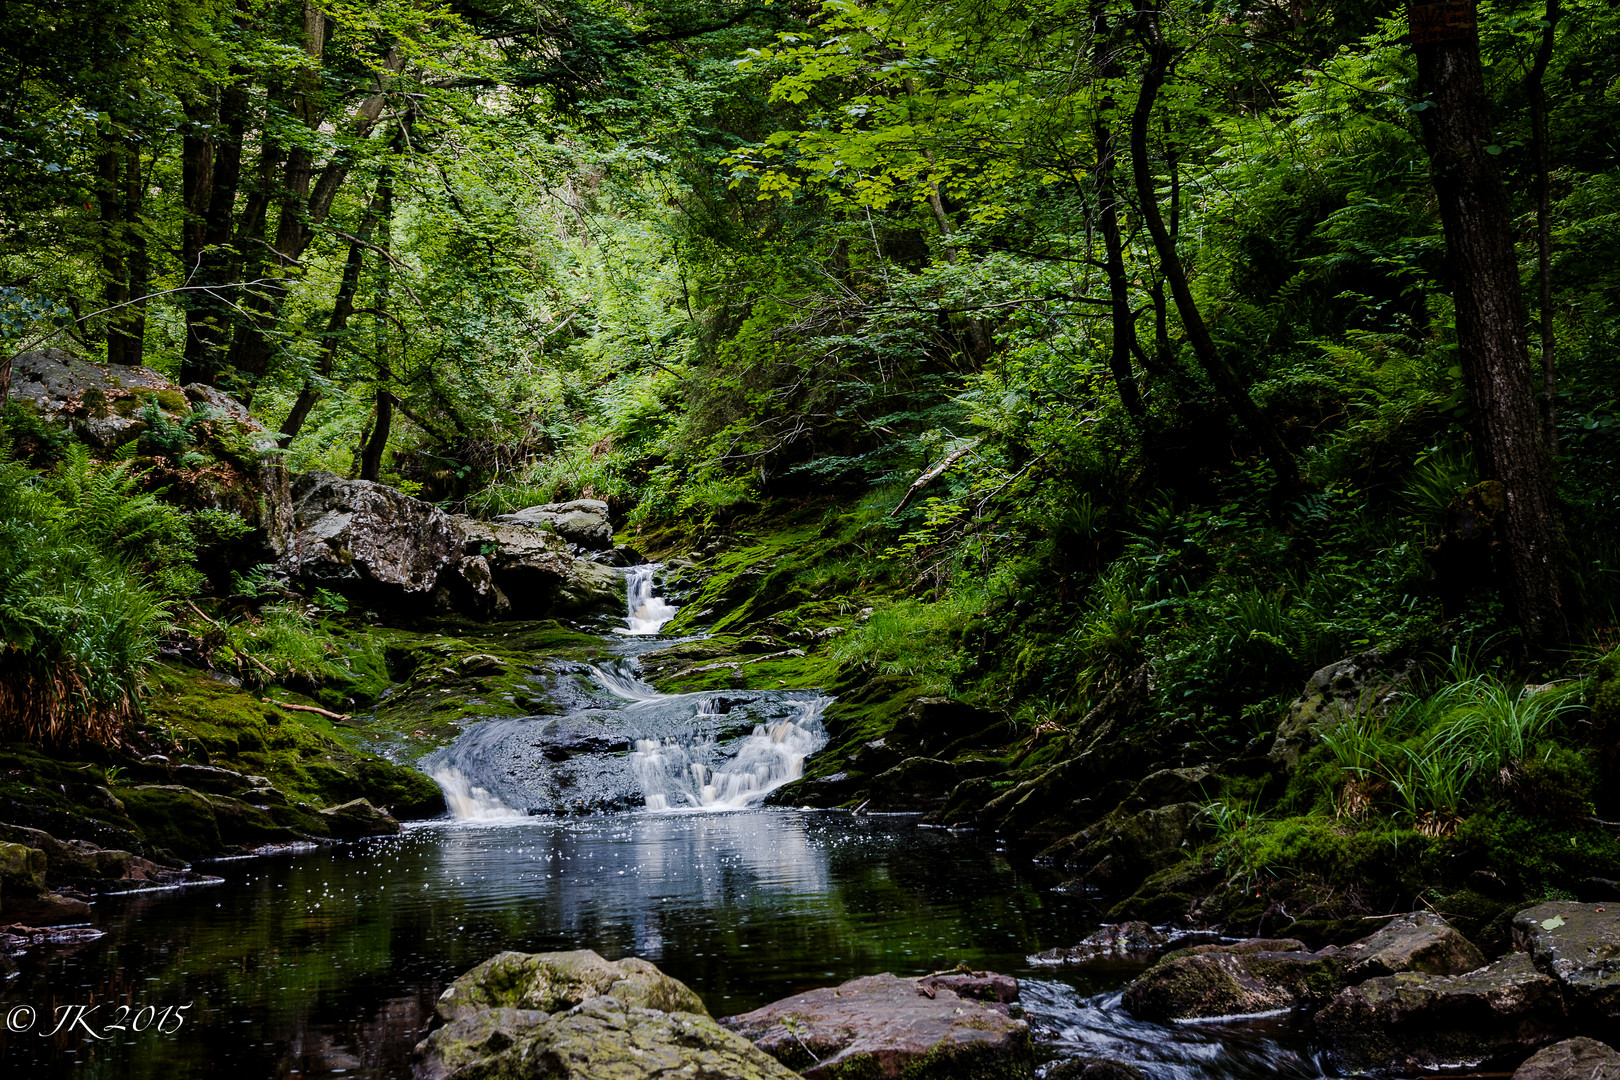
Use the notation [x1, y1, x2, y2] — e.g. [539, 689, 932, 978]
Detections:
[435, 950, 708, 1021]
[117, 786, 224, 861]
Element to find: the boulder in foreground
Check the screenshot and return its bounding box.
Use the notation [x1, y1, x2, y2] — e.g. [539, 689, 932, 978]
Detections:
[414, 949, 797, 1080]
[720, 970, 1032, 1079]
[1513, 902, 1620, 1022]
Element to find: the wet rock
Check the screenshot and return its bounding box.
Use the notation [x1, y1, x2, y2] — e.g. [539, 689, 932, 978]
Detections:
[278, 472, 464, 611]
[1513, 1037, 1620, 1080]
[414, 997, 798, 1080]
[1512, 901, 1620, 1022]
[1031, 922, 1225, 967]
[1269, 648, 1415, 770]
[496, 499, 613, 551]
[1315, 953, 1569, 1072]
[892, 697, 1013, 758]
[720, 971, 1033, 1079]
[918, 970, 1020, 1008]
[434, 950, 708, 1022]
[1121, 941, 1341, 1021]
[1334, 911, 1487, 979]
[117, 785, 223, 860]
[319, 799, 401, 839]
[4, 891, 93, 926]
[866, 757, 961, 810]
[1066, 801, 1205, 888]
[0, 842, 47, 896]
[170, 763, 252, 795]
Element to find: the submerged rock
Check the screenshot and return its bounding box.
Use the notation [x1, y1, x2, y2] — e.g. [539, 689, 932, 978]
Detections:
[1513, 1037, 1620, 1080]
[1512, 902, 1620, 1022]
[1046, 1059, 1149, 1080]
[1031, 922, 1220, 967]
[720, 971, 1033, 1079]
[415, 950, 795, 1080]
[1315, 953, 1569, 1072]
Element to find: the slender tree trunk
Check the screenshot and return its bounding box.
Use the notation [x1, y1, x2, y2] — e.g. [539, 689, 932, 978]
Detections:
[360, 145, 396, 483]
[1408, 0, 1568, 643]
[97, 149, 132, 366]
[1526, 0, 1561, 453]
[279, 193, 383, 445]
[1090, 6, 1146, 425]
[1129, 9, 1299, 489]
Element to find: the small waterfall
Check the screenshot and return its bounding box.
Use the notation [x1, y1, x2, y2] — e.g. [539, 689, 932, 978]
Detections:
[632, 696, 831, 811]
[433, 766, 525, 821]
[622, 564, 678, 635]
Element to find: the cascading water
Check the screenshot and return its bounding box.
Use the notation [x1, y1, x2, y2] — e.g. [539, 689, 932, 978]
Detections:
[431, 567, 828, 819]
[622, 563, 678, 635]
[632, 696, 831, 811]
[431, 766, 525, 820]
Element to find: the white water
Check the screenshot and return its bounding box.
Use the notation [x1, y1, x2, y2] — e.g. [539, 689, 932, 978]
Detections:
[590, 661, 672, 704]
[622, 563, 678, 635]
[432, 766, 525, 821]
[632, 696, 832, 811]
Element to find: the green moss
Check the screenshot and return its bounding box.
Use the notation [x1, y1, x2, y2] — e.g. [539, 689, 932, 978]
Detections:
[154, 388, 190, 414]
[117, 785, 222, 860]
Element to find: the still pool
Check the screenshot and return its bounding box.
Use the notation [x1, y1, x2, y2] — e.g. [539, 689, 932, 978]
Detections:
[1, 810, 1330, 1079]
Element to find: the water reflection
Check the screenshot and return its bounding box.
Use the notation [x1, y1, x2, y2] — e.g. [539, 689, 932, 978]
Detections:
[1, 811, 1084, 1079]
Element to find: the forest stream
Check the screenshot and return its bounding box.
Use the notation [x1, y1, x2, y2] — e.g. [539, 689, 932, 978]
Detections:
[0, 574, 1333, 1080]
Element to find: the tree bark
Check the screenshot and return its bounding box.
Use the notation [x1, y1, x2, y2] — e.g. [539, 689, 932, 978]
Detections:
[1408, 0, 1568, 643]
[1129, 8, 1299, 489]
[278, 193, 383, 446]
[1525, 0, 1560, 453]
[182, 80, 248, 385]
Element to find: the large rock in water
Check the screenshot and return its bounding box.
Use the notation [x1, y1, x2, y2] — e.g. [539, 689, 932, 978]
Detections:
[1514, 1038, 1620, 1080]
[413, 950, 796, 1080]
[1512, 902, 1620, 1022]
[719, 971, 1033, 1079]
[1315, 953, 1569, 1072]
[496, 500, 612, 551]
[1333, 910, 1487, 979]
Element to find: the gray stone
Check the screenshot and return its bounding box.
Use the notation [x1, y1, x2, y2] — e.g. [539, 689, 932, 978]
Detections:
[497, 499, 613, 550]
[1513, 1038, 1620, 1080]
[1513, 901, 1620, 1021]
[1316, 953, 1569, 1072]
[1334, 911, 1487, 979]
[720, 971, 1032, 1079]
[1122, 941, 1340, 1021]
[3, 891, 93, 926]
[319, 799, 401, 839]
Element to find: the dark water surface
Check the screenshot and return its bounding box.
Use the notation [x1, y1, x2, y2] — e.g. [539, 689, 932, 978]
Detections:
[0, 810, 1072, 1078]
[2, 808, 1332, 1080]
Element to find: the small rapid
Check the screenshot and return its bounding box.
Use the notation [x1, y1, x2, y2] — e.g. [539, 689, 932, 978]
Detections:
[631, 695, 831, 810]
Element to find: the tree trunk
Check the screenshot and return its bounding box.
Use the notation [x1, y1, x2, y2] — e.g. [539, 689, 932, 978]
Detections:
[1129, 8, 1299, 489]
[182, 81, 248, 385]
[279, 193, 383, 446]
[1525, 0, 1560, 453]
[1408, 0, 1568, 643]
[97, 148, 132, 366]
[1090, 6, 1146, 425]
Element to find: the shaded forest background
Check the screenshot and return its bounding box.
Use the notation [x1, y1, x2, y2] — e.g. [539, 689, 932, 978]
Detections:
[3, 0, 1620, 866]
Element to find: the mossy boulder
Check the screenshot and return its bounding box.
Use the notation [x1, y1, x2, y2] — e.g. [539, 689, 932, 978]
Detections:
[1121, 941, 1341, 1021]
[1335, 911, 1487, 980]
[116, 785, 223, 861]
[1268, 648, 1415, 770]
[434, 950, 707, 1022]
[414, 997, 798, 1080]
[0, 841, 47, 897]
[319, 798, 400, 839]
[353, 757, 446, 819]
